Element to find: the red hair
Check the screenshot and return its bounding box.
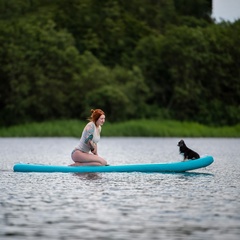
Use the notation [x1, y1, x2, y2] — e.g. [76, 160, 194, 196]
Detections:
[88, 109, 105, 124]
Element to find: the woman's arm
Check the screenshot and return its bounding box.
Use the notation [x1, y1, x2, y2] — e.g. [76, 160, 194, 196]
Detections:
[84, 134, 95, 152]
[90, 141, 97, 155]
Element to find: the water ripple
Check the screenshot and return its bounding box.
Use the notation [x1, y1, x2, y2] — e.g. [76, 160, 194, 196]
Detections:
[0, 138, 240, 239]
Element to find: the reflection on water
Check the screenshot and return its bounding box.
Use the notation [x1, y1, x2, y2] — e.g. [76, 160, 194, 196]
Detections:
[0, 137, 240, 240]
[73, 172, 102, 180]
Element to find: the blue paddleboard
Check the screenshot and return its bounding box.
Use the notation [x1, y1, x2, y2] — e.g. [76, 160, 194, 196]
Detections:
[13, 155, 214, 173]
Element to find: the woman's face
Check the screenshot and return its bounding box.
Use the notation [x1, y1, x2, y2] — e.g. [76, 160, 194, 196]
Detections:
[96, 114, 105, 126]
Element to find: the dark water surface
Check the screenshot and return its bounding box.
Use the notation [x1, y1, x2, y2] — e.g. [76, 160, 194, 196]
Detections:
[0, 137, 240, 240]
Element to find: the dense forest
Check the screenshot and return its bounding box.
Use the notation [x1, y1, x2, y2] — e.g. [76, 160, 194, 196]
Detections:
[0, 0, 239, 126]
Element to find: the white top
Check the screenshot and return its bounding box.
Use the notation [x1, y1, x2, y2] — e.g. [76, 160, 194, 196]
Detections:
[76, 122, 101, 152]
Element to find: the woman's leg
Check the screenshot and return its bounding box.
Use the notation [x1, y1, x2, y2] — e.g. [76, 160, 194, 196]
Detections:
[71, 150, 107, 166]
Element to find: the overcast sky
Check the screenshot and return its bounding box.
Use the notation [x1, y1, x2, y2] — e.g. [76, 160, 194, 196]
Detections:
[212, 0, 240, 22]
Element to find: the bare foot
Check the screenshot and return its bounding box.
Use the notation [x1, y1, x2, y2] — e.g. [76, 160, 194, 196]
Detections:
[69, 163, 82, 167]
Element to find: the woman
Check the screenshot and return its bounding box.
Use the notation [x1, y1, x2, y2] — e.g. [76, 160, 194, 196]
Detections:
[71, 109, 108, 166]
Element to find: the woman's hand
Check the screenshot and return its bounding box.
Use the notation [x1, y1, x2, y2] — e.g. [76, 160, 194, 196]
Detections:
[89, 141, 97, 155]
[91, 148, 97, 155]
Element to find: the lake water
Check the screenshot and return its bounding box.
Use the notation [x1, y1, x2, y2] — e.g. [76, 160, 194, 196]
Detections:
[0, 137, 240, 240]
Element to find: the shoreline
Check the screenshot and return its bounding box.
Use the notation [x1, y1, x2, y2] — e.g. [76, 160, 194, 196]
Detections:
[0, 119, 239, 138]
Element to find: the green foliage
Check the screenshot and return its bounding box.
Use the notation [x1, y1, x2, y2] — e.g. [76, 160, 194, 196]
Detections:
[0, 119, 239, 137]
[0, 0, 239, 127]
[132, 22, 240, 126]
[173, 0, 212, 20]
[84, 86, 130, 122]
[54, 0, 154, 66]
[0, 15, 82, 124]
[82, 65, 150, 121]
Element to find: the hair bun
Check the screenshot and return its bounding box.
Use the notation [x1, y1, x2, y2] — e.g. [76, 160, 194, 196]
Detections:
[88, 109, 105, 123]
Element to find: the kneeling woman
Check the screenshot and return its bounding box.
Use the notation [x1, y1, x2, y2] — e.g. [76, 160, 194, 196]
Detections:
[71, 109, 108, 166]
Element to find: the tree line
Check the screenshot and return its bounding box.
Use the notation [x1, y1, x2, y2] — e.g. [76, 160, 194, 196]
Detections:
[0, 0, 239, 126]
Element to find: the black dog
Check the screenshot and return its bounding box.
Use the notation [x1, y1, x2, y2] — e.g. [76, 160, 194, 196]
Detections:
[177, 139, 200, 161]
